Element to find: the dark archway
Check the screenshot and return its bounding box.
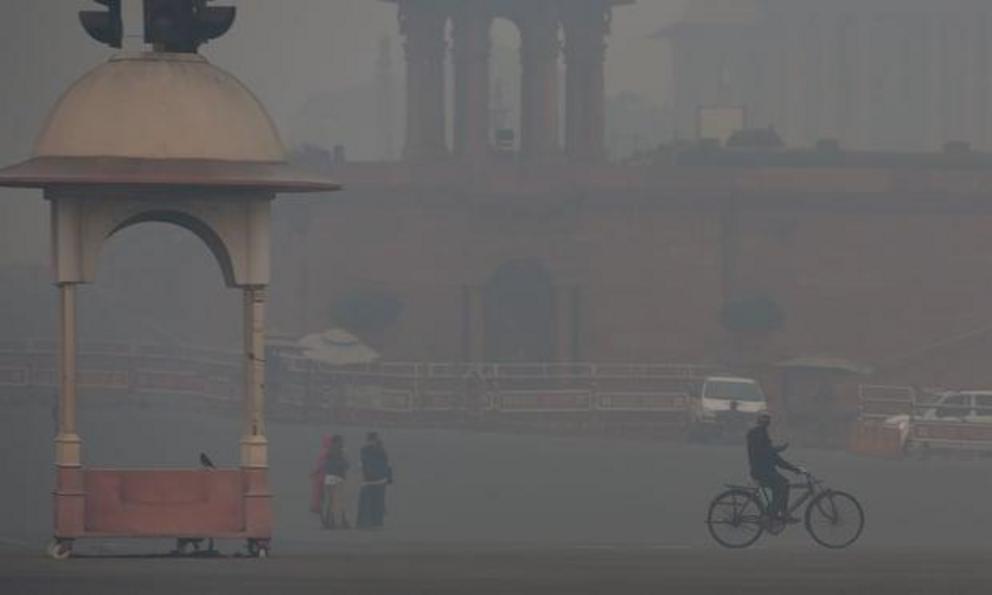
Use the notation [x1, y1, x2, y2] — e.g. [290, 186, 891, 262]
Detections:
[485, 259, 554, 362]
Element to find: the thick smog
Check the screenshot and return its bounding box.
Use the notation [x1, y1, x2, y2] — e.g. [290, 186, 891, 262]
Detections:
[2, 2, 992, 594]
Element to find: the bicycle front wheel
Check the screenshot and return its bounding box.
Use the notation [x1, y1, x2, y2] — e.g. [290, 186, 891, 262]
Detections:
[804, 490, 864, 549]
[706, 489, 765, 549]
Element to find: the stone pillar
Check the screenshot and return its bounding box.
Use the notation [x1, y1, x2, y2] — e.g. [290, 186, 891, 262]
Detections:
[854, 13, 874, 148]
[519, 5, 560, 162]
[399, 0, 448, 160]
[55, 283, 80, 465]
[54, 281, 84, 538]
[563, 1, 609, 162]
[984, 12, 992, 149]
[923, 14, 941, 149]
[49, 195, 85, 538]
[972, 16, 989, 149]
[241, 287, 268, 469]
[452, 1, 492, 163]
[783, 13, 805, 145]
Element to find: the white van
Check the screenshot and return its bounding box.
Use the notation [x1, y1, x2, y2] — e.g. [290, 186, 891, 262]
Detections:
[690, 376, 769, 441]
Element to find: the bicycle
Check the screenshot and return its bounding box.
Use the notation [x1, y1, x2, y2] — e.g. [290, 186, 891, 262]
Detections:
[706, 471, 864, 549]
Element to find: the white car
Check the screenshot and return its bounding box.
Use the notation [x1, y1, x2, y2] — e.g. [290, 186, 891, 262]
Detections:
[884, 390, 992, 450]
[690, 376, 768, 441]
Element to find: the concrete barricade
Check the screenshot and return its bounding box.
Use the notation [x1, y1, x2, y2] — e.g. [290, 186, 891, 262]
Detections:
[848, 421, 905, 459]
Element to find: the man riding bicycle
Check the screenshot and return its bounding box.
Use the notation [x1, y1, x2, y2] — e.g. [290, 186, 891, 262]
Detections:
[746, 413, 803, 523]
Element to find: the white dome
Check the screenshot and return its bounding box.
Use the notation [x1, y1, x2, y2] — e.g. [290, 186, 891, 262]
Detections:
[35, 52, 285, 162]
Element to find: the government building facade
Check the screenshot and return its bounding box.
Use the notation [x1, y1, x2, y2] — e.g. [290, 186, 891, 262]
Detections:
[662, 0, 992, 151]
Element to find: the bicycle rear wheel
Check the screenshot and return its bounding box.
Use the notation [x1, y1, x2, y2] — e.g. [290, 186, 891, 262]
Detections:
[706, 489, 765, 549]
[804, 490, 864, 549]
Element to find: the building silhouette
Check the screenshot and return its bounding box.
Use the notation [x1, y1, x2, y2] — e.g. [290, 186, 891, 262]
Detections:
[660, 0, 992, 150]
[384, 0, 631, 163]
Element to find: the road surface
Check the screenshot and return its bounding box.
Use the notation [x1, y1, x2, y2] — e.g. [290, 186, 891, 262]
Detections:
[2, 543, 992, 594]
[2, 396, 992, 593]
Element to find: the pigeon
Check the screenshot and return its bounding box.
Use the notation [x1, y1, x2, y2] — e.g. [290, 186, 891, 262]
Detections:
[199, 452, 215, 469]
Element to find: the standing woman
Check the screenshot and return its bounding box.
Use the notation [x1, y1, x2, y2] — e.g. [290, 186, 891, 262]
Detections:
[310, 434, 334, 519]
[357, 432, 392, 529]
[323, 435, 351, 529]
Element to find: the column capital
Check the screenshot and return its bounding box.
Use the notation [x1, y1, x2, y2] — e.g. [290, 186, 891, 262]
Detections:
[520, 18, 561, 62]
[560, 1, 612, 32]
[399, 2, 449, 60]
[398, 0, 448, 34]
[563, 35, 607, 65]
[562, 1, 611, 63]
[451, 4, 492, 63]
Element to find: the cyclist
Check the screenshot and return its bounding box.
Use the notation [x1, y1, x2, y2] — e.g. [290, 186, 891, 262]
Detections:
[746, 413, 803, 523]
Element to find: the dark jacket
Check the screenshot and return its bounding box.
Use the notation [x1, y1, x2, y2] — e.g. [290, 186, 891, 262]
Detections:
[361, 443, 391, 483]
[746, 425, 799, 478]
[324, 446, 349, 478]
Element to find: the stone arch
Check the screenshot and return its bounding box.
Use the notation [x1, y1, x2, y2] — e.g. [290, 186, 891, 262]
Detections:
[484, 258, 555, 362]
[49, 192, 271, 288]
[107, 210, 237, 288]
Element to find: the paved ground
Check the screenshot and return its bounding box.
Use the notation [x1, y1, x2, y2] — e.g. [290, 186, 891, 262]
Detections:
[2, 544, 992, 594]
[3, 396, 992, 592]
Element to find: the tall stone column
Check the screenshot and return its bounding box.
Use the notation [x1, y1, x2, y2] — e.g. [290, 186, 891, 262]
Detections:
[399, 1, 448, 161]
[53, 281, 84, 538]
[49, 195, 85, 539]
[520, 5, 561, 162]
[972, 16, 989, 149]
[563, 1, 609, 162]
[55, 283, 80, 466]
[854, 13, 874, 149]
[983, 12, 992, 149]
[452, 1, 492, 163]
[241, 287, 268, 469]
[923, 14, 941, 149]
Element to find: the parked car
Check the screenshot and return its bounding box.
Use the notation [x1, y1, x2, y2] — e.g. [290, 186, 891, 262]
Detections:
[689, 376, 768, 442]
[884, 390, 992, 451]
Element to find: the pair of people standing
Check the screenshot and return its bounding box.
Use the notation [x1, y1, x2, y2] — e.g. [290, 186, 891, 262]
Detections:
[310, 432, 392, 530]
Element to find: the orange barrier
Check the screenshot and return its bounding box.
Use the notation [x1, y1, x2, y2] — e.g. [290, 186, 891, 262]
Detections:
[848, 421, 905, 459]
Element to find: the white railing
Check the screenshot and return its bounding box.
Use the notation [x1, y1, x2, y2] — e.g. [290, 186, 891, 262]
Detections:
[0, 340, 720, 433]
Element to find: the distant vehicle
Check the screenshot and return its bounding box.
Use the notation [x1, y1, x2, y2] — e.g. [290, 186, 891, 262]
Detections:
[884, 390, 992, 451]
[690, 376, 768, 442]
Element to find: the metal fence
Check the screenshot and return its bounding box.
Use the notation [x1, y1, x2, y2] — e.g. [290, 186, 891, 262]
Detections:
[0, 340, 716, 437]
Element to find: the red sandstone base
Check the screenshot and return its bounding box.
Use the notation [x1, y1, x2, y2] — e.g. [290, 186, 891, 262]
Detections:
[50, 468, 273, 558]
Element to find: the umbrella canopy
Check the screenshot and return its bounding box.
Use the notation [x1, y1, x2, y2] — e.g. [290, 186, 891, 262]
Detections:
[298, 328, 379, 366]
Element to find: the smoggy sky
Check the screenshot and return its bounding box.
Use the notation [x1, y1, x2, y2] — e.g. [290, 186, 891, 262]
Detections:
[0, 1, 685, 264]
[0, 0, 684, 161]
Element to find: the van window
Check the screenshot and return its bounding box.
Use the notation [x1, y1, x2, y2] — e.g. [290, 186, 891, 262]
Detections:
[704, 380, 765, 402]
